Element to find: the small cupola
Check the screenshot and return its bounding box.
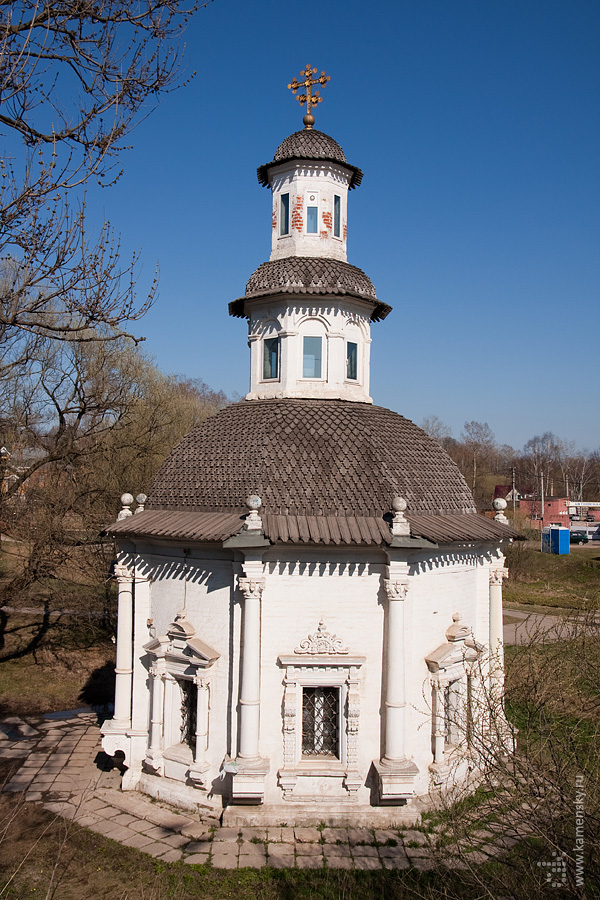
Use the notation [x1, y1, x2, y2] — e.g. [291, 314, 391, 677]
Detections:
[230, 66, 392, 405]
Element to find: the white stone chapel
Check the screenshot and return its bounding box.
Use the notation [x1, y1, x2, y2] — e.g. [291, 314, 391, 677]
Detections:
[101, 67, 517, 824]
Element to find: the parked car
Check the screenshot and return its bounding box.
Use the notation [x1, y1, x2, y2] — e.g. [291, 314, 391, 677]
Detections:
[570, 531, 589, 544]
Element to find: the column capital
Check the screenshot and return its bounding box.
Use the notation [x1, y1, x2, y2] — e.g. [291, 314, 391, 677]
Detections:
[238, 576, 265, 600]
[193, 672, 210, 689]
[384, 578, 409, 601]
[114, 563, 134, 584]
[489, 566, 509, 586]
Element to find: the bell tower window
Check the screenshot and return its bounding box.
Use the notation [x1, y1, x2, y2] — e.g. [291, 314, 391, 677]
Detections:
[306, 192, 319, 234]
[280, 194, 290, 236]
[302, 336, 322, 378]
[346, 341, 358, 381]
[334, 195, 341, 238]
[263, 337, 280, 380]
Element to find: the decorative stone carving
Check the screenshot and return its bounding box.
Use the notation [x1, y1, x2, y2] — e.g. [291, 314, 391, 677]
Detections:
[383, 578, 409, 600]
[445, 612, 472, 642]
[113, 563, 133, 583]
[238, 576, 265, 599]
[489, 566, 509, 586]
[294, 619, 348, 655]
[282, 678, 297, 767]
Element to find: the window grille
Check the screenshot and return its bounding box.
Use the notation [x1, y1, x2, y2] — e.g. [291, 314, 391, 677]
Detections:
[180, 680, 197, 754]
[302, 686, 339, 757]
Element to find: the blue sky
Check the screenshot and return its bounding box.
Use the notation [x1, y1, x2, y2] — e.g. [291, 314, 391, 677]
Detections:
[86, 0, 599, 452]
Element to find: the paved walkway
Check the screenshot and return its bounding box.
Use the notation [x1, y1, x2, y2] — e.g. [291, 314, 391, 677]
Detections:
[0, 711, 526, 870]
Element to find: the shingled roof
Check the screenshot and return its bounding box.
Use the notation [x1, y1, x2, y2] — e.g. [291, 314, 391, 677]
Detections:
[257, 129, 363, 189]
[145, 399, 476, 517]
[228, 258, 392, 321]
[107, 508, 519, 546]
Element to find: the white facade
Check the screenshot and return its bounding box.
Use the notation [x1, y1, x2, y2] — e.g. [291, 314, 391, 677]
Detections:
[246, 297, 372, 403]
[102, 534, 509, 822]
[269, 162, 350, 262]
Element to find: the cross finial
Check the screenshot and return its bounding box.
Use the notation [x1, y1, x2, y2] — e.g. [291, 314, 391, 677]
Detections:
[288, 64, 331, 130]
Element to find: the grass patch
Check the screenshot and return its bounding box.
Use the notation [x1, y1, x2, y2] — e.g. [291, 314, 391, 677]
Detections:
[504, 543, 600, 609]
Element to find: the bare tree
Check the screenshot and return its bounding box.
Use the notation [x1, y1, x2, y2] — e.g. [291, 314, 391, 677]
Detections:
[421, 415, 452, 445]
[0, 0, 206, 348]
[461, 420, 496, 492]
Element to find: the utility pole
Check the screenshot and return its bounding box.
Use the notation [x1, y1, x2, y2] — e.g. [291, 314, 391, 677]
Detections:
[541, 472, 545, 519]
[512, 467, 516, 518]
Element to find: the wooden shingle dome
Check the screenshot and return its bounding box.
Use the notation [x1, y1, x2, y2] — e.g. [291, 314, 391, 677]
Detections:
[147, 399, 475, 517]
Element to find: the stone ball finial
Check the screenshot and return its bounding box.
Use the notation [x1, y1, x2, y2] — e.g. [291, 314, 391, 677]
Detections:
[244, 494, 263, 531]
[135, 493, 147, 514]
[390, 496, 410, 537]
[493, 497, 509, 524]
[117, 492, 134, 520]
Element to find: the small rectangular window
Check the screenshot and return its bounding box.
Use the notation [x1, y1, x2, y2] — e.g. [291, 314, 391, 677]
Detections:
[302, 686, 339, 758]
[307, 206, 318, 234]
[263, 337, 279, 380]
[180, 680, 197, 754]
[280, 194, 290, 236]
[302, 336, 322, 378]
[333, 195, 341, 237]
[346, 341, 358, 380]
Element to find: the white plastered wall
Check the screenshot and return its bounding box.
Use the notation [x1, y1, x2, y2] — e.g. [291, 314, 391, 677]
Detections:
[123, 539, 498, 808]
[246, 297, 372, 403]
[269, 162, 350, 262]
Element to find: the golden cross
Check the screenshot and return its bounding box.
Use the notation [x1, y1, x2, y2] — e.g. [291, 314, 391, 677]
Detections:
[288, 64, 331, 129]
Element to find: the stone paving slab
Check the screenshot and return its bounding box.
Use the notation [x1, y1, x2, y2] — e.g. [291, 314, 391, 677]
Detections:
[0, 710, 528, 873]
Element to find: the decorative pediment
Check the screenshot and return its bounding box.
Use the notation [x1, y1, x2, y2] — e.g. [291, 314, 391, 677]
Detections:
[294, 619, 348, 656]
[143, 611, 219, 669]
[445, 612, 471, 642]
[425, 613, 481, 674]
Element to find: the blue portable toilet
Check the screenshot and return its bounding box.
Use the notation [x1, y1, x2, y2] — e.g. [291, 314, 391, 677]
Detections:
[541, 526, 570, 555]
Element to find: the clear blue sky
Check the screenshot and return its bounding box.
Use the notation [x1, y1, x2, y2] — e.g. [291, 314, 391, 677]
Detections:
[86, 0, 600, 452]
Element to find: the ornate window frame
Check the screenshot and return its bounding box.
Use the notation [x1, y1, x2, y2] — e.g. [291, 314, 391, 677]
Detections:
[277, 620, 365, 799]
[425, 613, 483, 783]
[143, 611, 219, 788]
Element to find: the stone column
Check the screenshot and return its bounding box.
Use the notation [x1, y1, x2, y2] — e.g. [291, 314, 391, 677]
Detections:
[382, 574, 409, 763]
[148, 663, 165, 754]
[112, 563, 134, 728]
[194, 674, 210, 765]
[237, 575, 265, 760]
[432, 682, 445, 764]
[489, 565, 508, 696]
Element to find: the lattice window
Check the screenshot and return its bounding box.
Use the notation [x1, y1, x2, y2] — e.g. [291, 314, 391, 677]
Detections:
[302, 686, 339, 758]
[180, 680, 197, 754]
